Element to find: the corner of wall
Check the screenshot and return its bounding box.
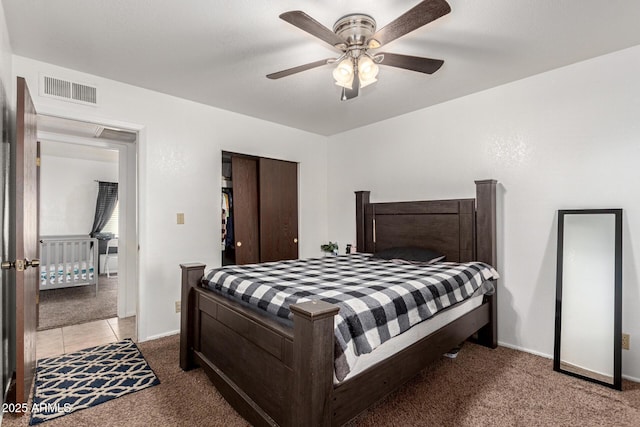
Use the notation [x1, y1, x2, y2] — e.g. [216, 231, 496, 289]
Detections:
[0, 0, 14, 113]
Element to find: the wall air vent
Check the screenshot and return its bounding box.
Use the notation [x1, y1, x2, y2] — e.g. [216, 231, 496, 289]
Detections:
[40, 75, 98, 106]
[95, 126, 137, 143]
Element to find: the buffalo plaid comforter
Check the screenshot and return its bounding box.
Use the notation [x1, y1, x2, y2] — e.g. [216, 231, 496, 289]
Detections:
[203, 254, 499, 381]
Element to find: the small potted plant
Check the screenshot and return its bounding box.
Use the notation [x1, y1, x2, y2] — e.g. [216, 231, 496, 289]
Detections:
[320, 241, 339, 256]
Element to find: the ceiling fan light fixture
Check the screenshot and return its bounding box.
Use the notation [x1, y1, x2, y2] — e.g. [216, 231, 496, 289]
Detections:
[359, 76, 377, 89]
[270, 1, 451, 100]
[333, 58, 354, 88]
[358, 56, 379, 86]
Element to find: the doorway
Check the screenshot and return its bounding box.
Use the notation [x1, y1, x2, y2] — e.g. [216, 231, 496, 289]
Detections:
[37, 139, 119, 331]
[35, 115, 138, 357]
[0, 78, 140, 412]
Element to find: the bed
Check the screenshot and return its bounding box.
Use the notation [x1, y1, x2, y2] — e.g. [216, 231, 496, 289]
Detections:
[40, 235, 99, 294]
[180, 179, 498, 426]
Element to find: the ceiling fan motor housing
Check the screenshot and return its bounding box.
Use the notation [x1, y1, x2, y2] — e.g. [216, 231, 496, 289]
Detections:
[333, 14, 376, 48]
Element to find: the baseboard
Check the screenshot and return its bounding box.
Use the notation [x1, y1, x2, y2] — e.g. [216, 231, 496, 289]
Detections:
[622, 373, 640, 383]
[142, 329, 179, 343]
[497, 341, 553, 359]
[497, 341, 640, 383]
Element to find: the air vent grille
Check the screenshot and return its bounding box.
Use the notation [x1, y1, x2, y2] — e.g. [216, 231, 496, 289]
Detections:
[72, 82, 97, 104]
[96, 127, 137, 142]
[40, 75, 98, 106]
[43, 76, 71, 98]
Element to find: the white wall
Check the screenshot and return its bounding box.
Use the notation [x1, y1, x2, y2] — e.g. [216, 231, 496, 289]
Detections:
[13, 56, 329, 342]
[39, 154, 118, 236]
[0, 4, 11, 99]
[326, 45, 640, 380]
[0, 5, 13, 421]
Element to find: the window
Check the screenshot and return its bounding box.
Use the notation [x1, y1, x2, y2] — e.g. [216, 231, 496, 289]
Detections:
[102, 201, 119, 236]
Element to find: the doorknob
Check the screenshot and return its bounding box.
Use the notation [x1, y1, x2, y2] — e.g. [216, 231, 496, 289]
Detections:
[1, 259, 41, 271]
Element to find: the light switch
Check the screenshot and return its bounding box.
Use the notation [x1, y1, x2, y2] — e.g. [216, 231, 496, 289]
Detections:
[177, 213, 185, 224]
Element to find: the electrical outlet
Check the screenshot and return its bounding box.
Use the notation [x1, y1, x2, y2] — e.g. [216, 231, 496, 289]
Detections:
[175, 300, 181, 313]
[177, 213, 185, 224]
[622, 333, 630, 350]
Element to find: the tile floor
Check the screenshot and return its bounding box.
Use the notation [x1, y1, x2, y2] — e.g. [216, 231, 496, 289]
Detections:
[36, 316, 137, 360]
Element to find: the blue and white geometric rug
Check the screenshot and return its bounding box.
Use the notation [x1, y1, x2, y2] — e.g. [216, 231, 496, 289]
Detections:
[29, 339, 160, 425]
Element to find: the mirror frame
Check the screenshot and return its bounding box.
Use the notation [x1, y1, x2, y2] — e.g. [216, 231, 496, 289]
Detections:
[553, 208, 622, 390]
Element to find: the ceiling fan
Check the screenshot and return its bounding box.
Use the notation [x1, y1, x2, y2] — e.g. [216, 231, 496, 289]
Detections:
[266, 0, 451, 101]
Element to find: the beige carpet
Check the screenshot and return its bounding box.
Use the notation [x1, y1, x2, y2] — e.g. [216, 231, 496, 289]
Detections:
[38, 276, 117, 330]
[3, 336, 640, 426]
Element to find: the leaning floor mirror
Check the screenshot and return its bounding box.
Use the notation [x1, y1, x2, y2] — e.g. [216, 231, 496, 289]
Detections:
[554, 209, 622, 390]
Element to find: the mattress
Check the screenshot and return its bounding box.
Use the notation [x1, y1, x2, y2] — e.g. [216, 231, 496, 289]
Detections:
[203, 254, 499, 381]
[340, 291, 485, 382]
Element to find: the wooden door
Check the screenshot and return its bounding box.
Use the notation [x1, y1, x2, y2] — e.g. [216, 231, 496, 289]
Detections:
[10, 77, 39, 407]
[231, 156, 259, 265]
[36, 141, 40, 327]
[259, 158, 298, 262]
[0, 67, 9, 409]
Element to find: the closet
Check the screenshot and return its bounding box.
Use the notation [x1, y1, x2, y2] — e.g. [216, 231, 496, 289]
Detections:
[221, 152, 298, 265]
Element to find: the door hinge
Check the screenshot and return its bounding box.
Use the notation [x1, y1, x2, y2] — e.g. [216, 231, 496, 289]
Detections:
[36, 157, 41, 167]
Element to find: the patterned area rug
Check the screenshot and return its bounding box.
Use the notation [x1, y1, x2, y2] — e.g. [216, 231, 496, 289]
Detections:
[29, 339, 160, 425]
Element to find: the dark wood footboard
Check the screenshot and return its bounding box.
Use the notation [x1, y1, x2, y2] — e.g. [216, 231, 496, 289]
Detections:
[181, 263, 340, 426]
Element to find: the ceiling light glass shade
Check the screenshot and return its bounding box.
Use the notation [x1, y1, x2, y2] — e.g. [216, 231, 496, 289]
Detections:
[358, 56, 379, 88]
[333, 58, 354, 89]
[359, 76, 377, 88]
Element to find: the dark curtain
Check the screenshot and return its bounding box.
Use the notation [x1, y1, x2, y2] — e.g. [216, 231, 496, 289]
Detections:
[89, 181, 118, 237]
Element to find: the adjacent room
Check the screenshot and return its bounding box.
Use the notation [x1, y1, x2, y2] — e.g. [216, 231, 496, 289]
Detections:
[0, 0, 639, 425]
[36, 118, 137, 360]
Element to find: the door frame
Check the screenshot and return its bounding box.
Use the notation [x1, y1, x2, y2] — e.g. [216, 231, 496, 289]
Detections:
[36, 110, 141, 323]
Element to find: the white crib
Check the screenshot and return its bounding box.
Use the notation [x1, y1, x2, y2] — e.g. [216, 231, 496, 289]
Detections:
[39, 235, 99, 293]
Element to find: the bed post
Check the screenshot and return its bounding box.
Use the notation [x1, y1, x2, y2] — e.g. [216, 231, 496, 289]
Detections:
[355, 191, 370, 254]
[474, 179, 498, 348]
[290, 300, 340, 427]
[180, 263, 205, 371]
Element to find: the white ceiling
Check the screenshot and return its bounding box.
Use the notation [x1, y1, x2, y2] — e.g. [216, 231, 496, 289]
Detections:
[37, 115, 124, 162]
[4, 0, 640, 136]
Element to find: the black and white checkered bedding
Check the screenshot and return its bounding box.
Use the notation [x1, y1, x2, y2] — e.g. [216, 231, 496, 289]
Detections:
[203, 254, 499, 381]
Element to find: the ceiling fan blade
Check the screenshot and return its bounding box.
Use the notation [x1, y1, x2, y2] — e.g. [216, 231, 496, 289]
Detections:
[267, 58, 333, 79]
[280, 11, 346, 48]
[369, 0, 451, 48]
[378, 52, 444, 74]
[342, 70, 360, 101]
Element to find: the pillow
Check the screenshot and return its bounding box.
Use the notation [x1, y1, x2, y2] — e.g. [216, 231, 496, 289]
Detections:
[371, 247, 446, 264]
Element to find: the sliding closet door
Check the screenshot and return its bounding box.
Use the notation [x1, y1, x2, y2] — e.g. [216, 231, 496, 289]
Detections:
[259, 158, 298, 262]
[231, 156, 260, 265]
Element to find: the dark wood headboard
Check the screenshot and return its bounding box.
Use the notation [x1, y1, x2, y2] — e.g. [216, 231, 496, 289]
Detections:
[355, 180, 497, 266]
